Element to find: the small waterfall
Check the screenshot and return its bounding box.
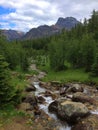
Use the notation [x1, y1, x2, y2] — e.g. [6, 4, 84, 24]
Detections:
[33, 82, 71, 130]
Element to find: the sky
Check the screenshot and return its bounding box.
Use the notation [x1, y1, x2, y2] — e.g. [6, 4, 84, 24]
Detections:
[0, 0, 98, 32]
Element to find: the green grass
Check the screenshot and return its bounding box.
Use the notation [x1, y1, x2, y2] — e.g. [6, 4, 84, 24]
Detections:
[0, 105, 25, 118]
[11, 72, 27, 91]
[27, 70, 39, 75]
[11, 67, 39, 91]
[43, 69, 89, 82]
[11, 77, 27, 90]
[38, 64, 98, 84]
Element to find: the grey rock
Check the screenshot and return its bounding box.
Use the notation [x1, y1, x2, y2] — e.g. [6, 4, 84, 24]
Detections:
[57, 100, 89, 124]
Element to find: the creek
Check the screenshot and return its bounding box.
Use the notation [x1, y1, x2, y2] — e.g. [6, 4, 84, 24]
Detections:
[33, 82, 71, 130]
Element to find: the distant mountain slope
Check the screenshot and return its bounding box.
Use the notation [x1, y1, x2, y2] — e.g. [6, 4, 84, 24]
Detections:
[23, 25, 59, 40]
[23, 17, 79, 40]
[2, 30, 24, 41]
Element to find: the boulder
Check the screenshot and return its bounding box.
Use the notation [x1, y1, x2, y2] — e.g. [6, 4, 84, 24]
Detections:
[44, 90, 52, 97]
[48, 100, 58, 113]
[24, 95, 37, 106]
[39, 82, 53, 90]
[34, 105, 41, 116]
[37, 96, 45, 104]
[18, 103, 32, 111]
[51, 93, 57, 100]
[66, 84, 83, 93]
[66, 94, 73, 99]
[50, 81, 62, 88]
[60, 84, 71, 95]
[25, 74, 32, 80]
[72, 92, 97, 105]
[39, 82, 47, 88]
[38, 72, 47, 79]
[25, 84, 36, 92]
[11, 71, 19, 77]
[72, 114, 98, 130]
[60, 87, 67, 95]
[57, 100, 89, 124]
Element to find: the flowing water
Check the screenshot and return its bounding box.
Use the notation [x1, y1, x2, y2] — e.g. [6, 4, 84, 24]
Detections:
[91, 110, 98, 115]
[33, 82, 71, 130]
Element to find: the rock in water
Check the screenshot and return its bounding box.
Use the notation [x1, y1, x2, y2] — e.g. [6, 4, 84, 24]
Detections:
[25, 84, 36, 92]
[24, 95, 37, 106]
[37, 96, 45, 104]
[57, 101, 90, 124]
[48, 100, 58, 113]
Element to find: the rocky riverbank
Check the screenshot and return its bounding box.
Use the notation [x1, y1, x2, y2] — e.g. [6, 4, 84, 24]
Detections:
[17, 64, 98, 130]
[20, 75, 98, 130]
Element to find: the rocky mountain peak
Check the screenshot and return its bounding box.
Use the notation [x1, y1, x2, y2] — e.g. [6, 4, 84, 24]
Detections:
[55, 17, 79, 29]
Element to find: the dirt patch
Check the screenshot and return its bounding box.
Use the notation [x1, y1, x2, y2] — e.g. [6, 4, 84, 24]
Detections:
[0, 116, 33, 130]
[0, 110, 60, 130]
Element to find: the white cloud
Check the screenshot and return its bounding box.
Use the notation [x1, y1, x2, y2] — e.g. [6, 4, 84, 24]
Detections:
[0, 22, 10, 30]
[0, 0, 98, 31]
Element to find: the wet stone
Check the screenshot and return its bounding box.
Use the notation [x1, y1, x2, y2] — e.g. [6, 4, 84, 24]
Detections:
[48, 100, 58, 113]
[37, 96, 45, 104]
[25, 84, 36, 92]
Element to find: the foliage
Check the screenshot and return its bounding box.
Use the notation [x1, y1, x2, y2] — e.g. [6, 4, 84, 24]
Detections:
[91, 52, 98, 76]
[49, 39, 66, 71]
[0, 55, 16, 107]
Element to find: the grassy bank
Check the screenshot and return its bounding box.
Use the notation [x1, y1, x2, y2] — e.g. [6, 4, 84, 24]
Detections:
[43, 69, 89, 82]
[0, 68, 37, 128]
[38, 64, 98, 84]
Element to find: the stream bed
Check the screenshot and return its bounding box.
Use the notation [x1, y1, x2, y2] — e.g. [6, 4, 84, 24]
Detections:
[33, 82, 71, 130]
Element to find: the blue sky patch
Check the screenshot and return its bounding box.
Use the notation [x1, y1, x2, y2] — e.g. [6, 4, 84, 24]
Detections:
[0, 6, 16, 29]
[0, 6, 15, 15]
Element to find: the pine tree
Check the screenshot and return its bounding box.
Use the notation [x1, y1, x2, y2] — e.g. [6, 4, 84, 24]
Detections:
[19, 50, 29, 71]
[81, 34, 95, 71]
[0, 55, 15, 107]
[88, 10, 98, 40]
[49, 39, 65, 71]
[91, 52, 98, 76]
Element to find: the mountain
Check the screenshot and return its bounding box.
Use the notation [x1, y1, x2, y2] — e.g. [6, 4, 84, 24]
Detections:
[23, 25, 59, 40]
[23, 17, 79, 40]
[1, 17, 79, 40]
[55, 17, 79, 30]
[2, 30, 24, 41]
[22, 26, 57, 40]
